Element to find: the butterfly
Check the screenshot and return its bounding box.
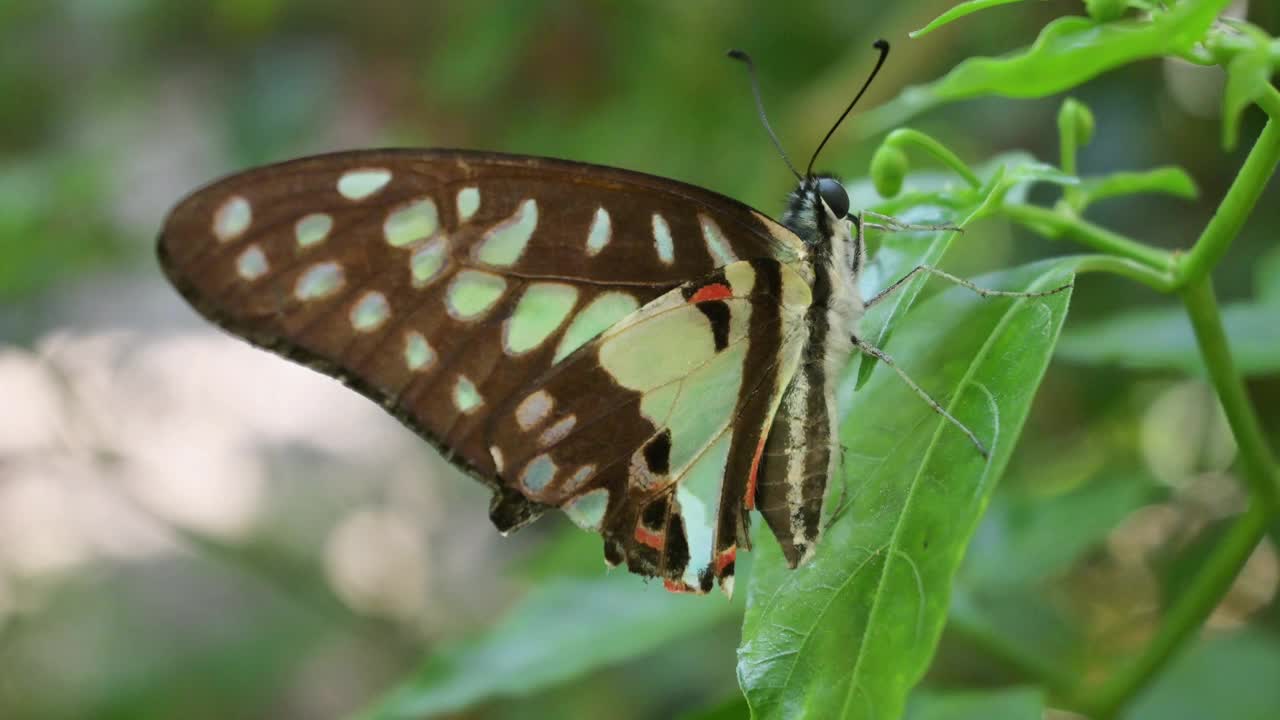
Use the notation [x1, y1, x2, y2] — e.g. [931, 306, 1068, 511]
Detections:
[159, 41, 914, 596]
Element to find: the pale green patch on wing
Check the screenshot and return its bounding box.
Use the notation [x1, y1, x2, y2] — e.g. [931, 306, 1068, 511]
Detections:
[475, 198, 538, 266]
[563, 488, 609, 531]
[411, 237, 450, 287]
[295, 261, 344, 300]
[337, 168, 391, 200]
[453, 375, 483, 413]
[676, 432, 733, 585]
[699, 214, 738, 266]
[597, 296, 738, 392]
[404, 331, 435, 371]
[350, 291, 390, 332]
[384, 197, 438, 247]
[652, 212, 674, 264]
[661, 341, 748, 477]
[587, 207, 611, 255]
[214, 195, 251, 241]
[446, 269, 507, 320]
[504, 283, 579, 355]
[456, 187, 480, 222]
[236, 245, 268, 280]
[295, 213, 333, 247]
[553, 292, 640, 363]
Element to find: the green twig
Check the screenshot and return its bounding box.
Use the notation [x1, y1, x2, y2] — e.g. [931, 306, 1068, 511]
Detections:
[1181, 278, 1280, 508]
[1069, 254, 1176, 291]
[1175, 86, 1280, 288]
[1002, 203, 1173, 274]
[885, 128, 984, 189]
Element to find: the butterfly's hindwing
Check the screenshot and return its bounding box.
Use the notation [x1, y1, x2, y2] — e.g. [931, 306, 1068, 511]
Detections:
[157, 149, 814, 591]
[485, 259, 810, 591]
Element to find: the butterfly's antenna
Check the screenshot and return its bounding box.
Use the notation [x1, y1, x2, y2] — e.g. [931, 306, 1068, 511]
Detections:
[727, 49, 803, 183]
[806, 39, 890, 177]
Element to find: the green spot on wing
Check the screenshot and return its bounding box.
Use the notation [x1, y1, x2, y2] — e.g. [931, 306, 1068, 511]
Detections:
[453, 375, 483, 412]
[411, 237, 450, 287]
[457, 187, 481, 221]
[385, 198, 439, 247]
[553, 292, 640, 363]
[563, 489, 609, 530]
[404, 331, 434, 370]
[505, 283, 579, 354]
[295, 213, 333, 247]
[477, 198, 537, 266]
[295, 262, 344, 300]
[338, 168, 391, 199]
[447, 270, 507, 319]
[351, 292, 389, 331]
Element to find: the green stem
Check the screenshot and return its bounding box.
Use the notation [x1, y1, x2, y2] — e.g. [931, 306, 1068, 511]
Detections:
[1002, 203, 1174, 273]
[1069, 254, 1176, 292]
[1181, 279, 1280, 508]
[885, 128, 983, 189]
[1083, 504, 1273, 719]
[1175, 85, 1280, 288]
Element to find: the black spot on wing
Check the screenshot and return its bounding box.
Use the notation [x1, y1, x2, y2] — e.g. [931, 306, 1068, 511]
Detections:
[644, 429, 672, 475]
[696, 300, 731, 351]
[642, 494, 669, 531]
[665, 510, 690, 577]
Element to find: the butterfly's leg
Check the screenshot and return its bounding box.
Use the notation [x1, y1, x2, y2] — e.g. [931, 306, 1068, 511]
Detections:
[852, 335, 990, 458]
[865, 264, 1072, 309]
[861, 210, 961, 234]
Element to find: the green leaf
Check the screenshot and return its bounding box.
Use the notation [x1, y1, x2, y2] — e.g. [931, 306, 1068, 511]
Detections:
[363, 577, 738, 719]
[1071, 166, 1199, 210]
[905, 687, 1044, 720]
[738, 259, 1075, 720]
[1221, 46, 1273, 151]
[910, 0, 1033, 39]
[862, 0, 1234, 135]
[1056, 300, 1280, 376]
[1130, 631, 1280, 720]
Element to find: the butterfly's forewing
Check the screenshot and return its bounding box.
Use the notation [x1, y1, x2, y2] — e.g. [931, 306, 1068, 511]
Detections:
[158, 149, 810, 590]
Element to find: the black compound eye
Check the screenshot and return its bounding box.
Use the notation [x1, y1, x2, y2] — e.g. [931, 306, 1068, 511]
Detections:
[816, 177, 850, 219]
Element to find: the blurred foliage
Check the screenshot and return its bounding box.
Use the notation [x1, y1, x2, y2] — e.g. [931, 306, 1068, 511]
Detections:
[2, 1, 1279, 720]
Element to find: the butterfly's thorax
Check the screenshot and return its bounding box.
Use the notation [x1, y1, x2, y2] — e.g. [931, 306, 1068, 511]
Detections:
[780, 181, 864, 367]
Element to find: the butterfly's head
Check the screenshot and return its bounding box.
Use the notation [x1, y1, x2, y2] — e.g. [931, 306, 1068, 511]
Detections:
[782, 173, 855, 246]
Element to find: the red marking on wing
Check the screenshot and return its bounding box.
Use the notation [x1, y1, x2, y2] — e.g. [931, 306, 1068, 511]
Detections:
[715, 546, 737, 575]
[744, 434, 768, 510]
[634, 525, 664, 551]
[688, 283, 732, 304]
[664, 579, 697, 594]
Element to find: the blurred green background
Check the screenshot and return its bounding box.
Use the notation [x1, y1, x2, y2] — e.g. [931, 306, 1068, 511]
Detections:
[2, 1, 1278, 718]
